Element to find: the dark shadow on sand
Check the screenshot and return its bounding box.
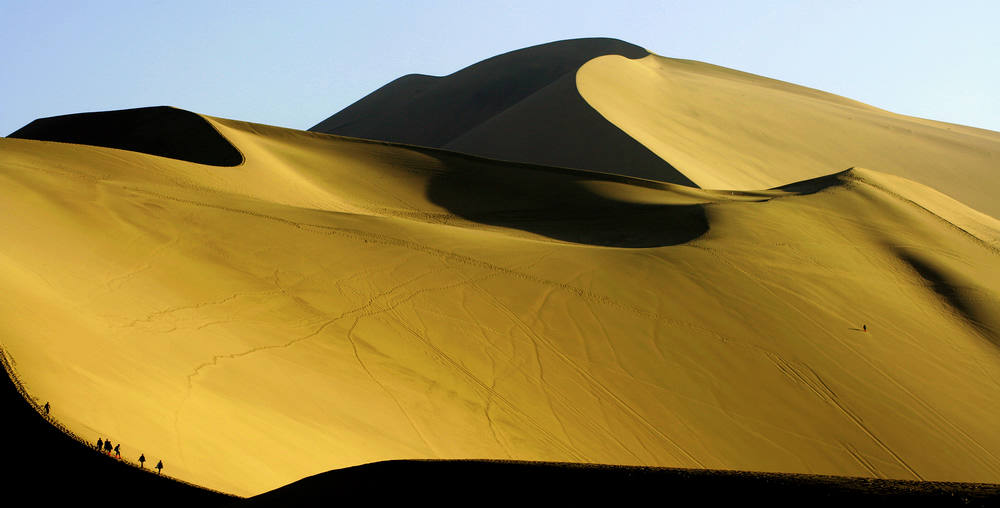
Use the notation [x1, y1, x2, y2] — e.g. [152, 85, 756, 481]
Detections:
[242, 459, 1000, 507]
[893, 248, 1000, 347]
[311, 38, 695, 185]
[424, 154, 708, 248]
[773, 170, 849, 195]
[8, 106, 243, 166]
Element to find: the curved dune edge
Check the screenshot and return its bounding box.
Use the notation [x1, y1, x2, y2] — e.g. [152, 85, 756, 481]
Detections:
[243, 459, 1000, 505]
[1, 346, 236, 505]
[1, 118, 999, 496]
[576, 54, 1000, 218]
[308, 38, 694, 185]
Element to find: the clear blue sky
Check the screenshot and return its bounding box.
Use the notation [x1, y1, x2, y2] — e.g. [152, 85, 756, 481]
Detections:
[2, 0, 997, 136]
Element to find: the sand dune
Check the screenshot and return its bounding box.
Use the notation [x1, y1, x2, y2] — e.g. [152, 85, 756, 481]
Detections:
[8, 106, 243, 166]
[309, 38, 694, 185]
[312, 38, 1000, 219]
[1, 101, 999, 497]
[577, 54, 1000, 217]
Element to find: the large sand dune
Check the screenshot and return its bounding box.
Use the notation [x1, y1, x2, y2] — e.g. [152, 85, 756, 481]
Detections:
[577, 53, 1000, 218]
[309, 38, 695, 185]
[313, 38, 1000, 219]
[2, 101, 999, 496]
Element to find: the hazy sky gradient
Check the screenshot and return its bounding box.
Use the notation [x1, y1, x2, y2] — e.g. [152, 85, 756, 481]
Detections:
[2, 0, 997, 135]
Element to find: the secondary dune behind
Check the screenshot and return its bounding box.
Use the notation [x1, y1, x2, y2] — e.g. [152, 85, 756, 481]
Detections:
[309, 38, 694, 185]
[577, 54, 1000, 218]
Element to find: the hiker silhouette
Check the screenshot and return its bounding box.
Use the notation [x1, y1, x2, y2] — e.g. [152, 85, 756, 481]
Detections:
[863, 324, 867, 332]
[114, 444, 121, 458]
[156, 460, 163, 475]
[104, 439, 112, 454]
[44, 402, 50, 414]
[97, 438, 103, 451]
[139, 454, 146, 468]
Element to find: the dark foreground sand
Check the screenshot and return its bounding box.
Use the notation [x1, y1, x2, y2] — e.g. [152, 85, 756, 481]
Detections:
[1, 348, 233, 507]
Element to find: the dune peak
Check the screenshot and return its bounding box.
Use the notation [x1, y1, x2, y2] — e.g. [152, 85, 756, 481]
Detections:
[8, 106, 243, 166]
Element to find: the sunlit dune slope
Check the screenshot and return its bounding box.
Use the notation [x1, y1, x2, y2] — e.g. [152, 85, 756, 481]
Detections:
[579, 54, 1000, 217]
[2, 109, 999, 496]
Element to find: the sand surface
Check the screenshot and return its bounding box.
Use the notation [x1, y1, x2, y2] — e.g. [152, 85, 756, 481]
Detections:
[2, 101, 999, 496]
[577, 54, 1000, 217]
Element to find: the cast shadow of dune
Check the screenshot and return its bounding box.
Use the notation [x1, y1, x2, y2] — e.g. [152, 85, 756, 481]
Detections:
[425, 155, 708, 248]
[892, 247, 1000, 347]
[773, 170, 847, 195]
[8, 106, 243, 166]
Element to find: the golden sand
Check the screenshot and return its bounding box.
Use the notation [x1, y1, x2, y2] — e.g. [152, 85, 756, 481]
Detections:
[2, 51, 999, 497]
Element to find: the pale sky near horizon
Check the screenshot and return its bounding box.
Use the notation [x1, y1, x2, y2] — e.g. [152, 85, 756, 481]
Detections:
[1, 0, 997, 136]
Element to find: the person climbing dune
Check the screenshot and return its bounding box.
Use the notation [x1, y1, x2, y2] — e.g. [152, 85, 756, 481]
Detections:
[114, 443, 121, 458]
[97, 438, 103, 451]
[139, 453, 146, 468]
[156, 460, 163, 475]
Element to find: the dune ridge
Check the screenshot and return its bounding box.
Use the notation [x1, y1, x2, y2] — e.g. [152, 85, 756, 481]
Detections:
[8, 106, 244, 166]
[311, 37, 1000, 219]
[577, 54, 1000, 217]
[1, 107, 999, 497]
[309, 38, 694, 185]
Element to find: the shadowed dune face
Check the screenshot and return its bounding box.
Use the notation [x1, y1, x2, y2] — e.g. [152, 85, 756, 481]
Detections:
[425, 156, 707, 247]
[311, 37, 647, 144]
[892, 248, 1000, 347]
[440, 70, 696, 185]
[8, 106, 243, 166]
[309, 38, 694, 185]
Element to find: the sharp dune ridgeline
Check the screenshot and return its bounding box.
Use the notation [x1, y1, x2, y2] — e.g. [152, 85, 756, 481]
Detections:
[2, 37, 1000, 502]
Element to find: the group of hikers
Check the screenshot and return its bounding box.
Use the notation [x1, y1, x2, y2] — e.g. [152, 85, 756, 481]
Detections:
[42, 402, 164, 476]
[42, 402, 163, 474]
[96, 437, 163, 475]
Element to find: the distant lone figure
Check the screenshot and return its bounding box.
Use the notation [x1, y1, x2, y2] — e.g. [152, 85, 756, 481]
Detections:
[97, 438, 103, 451]
[139, 454, 146, 468]
[156, 460, 163, 475]
[863, 324, 867, 332]
[114, 444, 121, 458]
[44, 402, 50, 415]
